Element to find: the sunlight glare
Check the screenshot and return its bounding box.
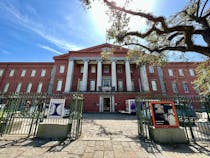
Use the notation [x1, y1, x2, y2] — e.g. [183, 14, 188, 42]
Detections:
[89, 0, 156, 37]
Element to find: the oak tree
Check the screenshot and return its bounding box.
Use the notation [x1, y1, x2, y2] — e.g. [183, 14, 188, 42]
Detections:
[82, 0, 210, 94]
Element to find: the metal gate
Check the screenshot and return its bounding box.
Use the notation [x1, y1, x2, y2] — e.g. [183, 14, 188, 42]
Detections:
[0, 93, 44, 136]
[0, 93, 84, 140]
[67, 94, 83, 140]
[136, 95, 210, 143]
[136, 99, 152, 140]
[177, 96, 210, 142]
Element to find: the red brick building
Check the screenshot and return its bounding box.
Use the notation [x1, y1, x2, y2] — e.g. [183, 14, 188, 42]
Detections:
[0, 43, 199, 112]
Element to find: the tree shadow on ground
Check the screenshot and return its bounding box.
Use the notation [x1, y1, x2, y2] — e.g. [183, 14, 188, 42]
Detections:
[0, 136, 73, 152]
[84, 119, 140, 140]
[138, 138, 210, 156]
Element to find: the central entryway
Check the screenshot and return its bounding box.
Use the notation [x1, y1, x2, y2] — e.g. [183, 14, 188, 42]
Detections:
[103, 97, 110, 112]
[99, 95, 115, 112]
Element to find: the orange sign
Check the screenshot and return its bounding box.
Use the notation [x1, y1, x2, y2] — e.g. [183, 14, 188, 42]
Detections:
[150, 101, 179, 128]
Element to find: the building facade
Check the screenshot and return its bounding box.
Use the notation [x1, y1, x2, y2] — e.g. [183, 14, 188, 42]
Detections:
[0, 43, 199, 112]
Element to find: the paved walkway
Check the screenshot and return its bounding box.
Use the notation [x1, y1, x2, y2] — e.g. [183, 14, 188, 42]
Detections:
[81, 113, 138, 141]
[0, 113, 210, 158]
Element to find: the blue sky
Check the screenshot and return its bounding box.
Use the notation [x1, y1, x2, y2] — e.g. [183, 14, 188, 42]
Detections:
[0, 0, 209, 62]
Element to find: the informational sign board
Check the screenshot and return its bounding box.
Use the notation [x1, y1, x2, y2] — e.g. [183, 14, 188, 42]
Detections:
[125, 99, 136, 114]
[48, 99, 65, 118]
[150, 101, 179, 128]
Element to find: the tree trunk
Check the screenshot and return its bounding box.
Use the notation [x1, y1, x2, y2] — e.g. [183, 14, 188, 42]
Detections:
[203, 28, 210, 47]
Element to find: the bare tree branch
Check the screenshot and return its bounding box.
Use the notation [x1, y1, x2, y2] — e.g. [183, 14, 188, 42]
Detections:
[155, 45, 210, 56]
[200, 0, 209, 17]
[124, 42, 152, 52]
[117, 24, 156, 41]
[175, 37, 185, 46]
[82, 0, 210, 57]
[125, 41, 210, 57]
[168, 32, 183, 41]
[203, 11, 210, 18]
[197, 0, 201, 17]
[103, 0, 168, 29]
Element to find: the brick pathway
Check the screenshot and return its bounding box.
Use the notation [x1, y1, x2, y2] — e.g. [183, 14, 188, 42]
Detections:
[0, 113, 209, 158]
[81, 113, 138, 141]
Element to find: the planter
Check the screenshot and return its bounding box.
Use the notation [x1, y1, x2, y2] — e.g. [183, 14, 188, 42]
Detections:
[149, 126, 188, 144]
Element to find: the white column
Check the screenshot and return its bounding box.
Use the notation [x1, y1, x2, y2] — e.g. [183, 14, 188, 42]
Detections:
[81, 59, 89, 91]
[64, 59, 74, 92]
[125, 60, 132, 91]
[111, 60, 117, 91]
[140, 65, 150, 92]
[97, 59, 102, 91]
[111, 96, 115, 112]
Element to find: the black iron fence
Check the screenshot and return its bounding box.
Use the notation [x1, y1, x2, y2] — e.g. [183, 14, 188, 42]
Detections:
[0, 93, 83, 140]
[136, 95, 210, 143]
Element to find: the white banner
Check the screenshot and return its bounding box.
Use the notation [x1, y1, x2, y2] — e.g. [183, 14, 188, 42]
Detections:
[48, 99, 65, 118]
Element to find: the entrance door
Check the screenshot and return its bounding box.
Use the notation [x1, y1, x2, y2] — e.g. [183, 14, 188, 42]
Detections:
[103, 97, 110, 112]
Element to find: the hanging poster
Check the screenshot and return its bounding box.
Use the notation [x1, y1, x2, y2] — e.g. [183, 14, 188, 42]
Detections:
[125, 99, 136, 114]
[150, 101, 179, 128]
[48, 99, 65, 118]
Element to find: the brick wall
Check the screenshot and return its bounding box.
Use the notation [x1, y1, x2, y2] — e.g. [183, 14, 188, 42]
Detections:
[0, 63, 53, 94]
[52, 59, 68, 94]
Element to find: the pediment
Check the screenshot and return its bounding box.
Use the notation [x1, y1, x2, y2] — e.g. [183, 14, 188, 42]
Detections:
[78, 43, 128, 53]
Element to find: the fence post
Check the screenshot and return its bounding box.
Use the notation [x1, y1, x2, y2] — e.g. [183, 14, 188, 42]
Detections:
[204, 96, 210, 122]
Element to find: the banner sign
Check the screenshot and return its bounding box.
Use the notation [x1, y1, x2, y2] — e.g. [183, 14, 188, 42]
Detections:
[125, 99, 136, 114]
[48, 99, 65, 118]
[150, 101, 179, 128]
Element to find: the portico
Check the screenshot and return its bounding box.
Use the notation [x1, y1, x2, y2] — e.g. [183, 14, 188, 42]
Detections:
[64, 57, 136, 93]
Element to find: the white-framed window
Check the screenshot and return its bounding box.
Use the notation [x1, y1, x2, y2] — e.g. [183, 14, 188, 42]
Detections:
[9, 69, 15, 77]
[151, 80, 157, 91]
[56, 80, 62, 91]
[21, 69, 26, 77]
[103, 79, 111, 87]
[41, 69, 46, 77]
[104, 65, 109, 73]
[16, 83, 22, 93]
[90, 80, 95, 91]
[78, 79, 83, 91]
[131, 80, 135, 91]
[91, 66, 96, 73]
[37, 82, 43, 93]
[179, 69, 184, 76]
[31, 70, 36, 77]
[168, 69, 173, 76]
[26, 83, 32, 93]
[118, 80, 123, 91]
[3, 83, 9, 93]
[80, 66, 84, 73]
[171, 82, 178, 93]
[0, 69, 4, 77]
[117, 66, 123, 73]
[59, 65, 65, 73]
[182, 82, 189, 93]
[189, 69, 195, 76]
[149, 66, 154, 73]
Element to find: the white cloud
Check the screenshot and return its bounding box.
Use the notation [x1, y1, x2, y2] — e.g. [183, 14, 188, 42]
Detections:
[0, 49, 11, 55]
[0, 1, 81, 51]
[37, 44, 63, 55]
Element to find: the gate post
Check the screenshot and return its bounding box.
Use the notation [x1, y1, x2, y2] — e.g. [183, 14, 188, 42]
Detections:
[68, 94, 83, 140]
[204, 96, 210, 122]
